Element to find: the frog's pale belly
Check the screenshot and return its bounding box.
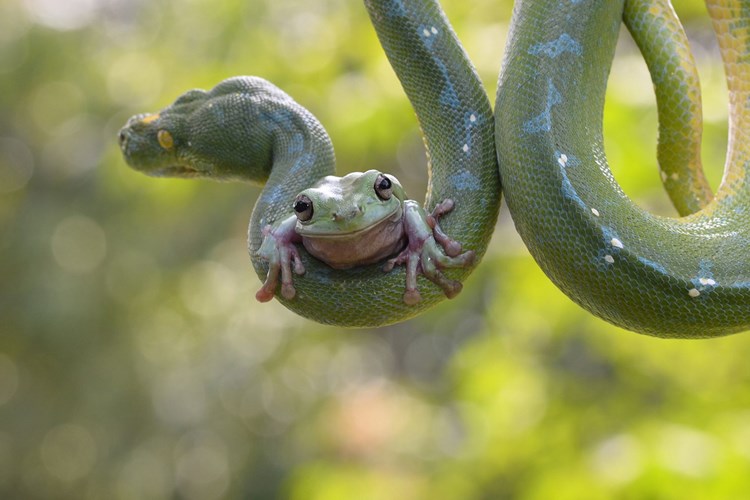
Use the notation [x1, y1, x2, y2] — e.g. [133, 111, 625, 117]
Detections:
[301, 216, 406, 269]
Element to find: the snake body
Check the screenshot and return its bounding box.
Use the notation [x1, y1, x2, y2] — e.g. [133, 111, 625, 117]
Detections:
[497, 0, 750, 337]
[120, 0, 750, 336]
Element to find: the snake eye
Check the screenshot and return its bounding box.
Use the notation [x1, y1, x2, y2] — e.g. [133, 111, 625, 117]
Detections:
[293, 195, 313, 222]
[157, 129, 174, 150]
[374, 174, 393, 200]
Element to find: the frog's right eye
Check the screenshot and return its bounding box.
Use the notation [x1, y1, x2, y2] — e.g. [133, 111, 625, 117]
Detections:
[293, 195, 313, 222]
[374, 174, 393, 200]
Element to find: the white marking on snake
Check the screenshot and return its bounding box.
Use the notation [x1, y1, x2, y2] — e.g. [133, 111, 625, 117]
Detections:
[688, 288, 701, 298]
[611, 238, 624, 249]
[423, 28, 431, 37]
[431, 27, 438, 34]
[470, 114, 476, 122]
[671, 173, 679, 181]
[604, 255, 614, 264]
[462, 144, 469, 153]
[558, 153, 568, 167]
[699, 278, 716, 286]
[591, 208, 600, 217]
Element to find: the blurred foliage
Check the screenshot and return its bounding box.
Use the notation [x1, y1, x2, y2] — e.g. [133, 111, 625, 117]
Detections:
[0, 0, 749, 499]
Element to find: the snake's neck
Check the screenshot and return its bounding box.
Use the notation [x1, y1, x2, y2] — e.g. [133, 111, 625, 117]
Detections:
[247, 81, 337, 241]
[265, 98, 336, 185]
[181, 76, 336, 186]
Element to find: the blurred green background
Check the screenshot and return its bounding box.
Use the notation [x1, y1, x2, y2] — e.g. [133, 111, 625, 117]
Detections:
[2, 0, 750, 498]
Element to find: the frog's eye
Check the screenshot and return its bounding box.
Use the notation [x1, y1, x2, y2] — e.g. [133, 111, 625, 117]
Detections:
[157, 129, 174, 150]
[374, 174, 393, 200]
[293, 195, 313, 222]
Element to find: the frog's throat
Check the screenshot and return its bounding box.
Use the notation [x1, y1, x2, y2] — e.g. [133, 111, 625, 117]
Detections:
[296, 205, 403, 239]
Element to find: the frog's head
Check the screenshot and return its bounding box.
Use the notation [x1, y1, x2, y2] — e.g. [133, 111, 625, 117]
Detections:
[293, 170, 406, 237]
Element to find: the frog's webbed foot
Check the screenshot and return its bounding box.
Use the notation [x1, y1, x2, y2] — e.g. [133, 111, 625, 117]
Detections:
[254, 216, 304, 302]
[384, 199, 475, 305]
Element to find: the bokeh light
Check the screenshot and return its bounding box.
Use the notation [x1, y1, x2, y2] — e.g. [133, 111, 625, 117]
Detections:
[50, 215, 107, 274]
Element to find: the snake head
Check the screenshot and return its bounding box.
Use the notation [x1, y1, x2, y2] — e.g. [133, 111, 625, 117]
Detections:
[118, 77, 290, 183]
[118, 91, 209, 178]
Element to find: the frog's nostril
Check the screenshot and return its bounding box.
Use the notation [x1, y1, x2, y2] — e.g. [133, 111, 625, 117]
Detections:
[332, 207, 363, 221]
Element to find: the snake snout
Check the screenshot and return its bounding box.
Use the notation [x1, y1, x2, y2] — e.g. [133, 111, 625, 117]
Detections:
[117, 128, 129, 150]
[117, 126, 142, 157]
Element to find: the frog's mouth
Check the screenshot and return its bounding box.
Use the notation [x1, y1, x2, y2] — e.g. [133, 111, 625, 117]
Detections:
[297, 205, 403, 239]
[299, 204, 407, 269]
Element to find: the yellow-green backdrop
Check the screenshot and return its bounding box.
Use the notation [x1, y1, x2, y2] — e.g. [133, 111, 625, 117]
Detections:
[0, 0, 747, 498]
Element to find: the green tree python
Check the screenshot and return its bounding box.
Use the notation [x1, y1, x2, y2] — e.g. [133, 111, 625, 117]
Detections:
[119, 0, 750, 337]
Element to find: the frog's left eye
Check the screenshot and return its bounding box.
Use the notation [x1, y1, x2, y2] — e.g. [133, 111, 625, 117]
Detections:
[293, 194, 314, 222]
[374, 174, 393, 200]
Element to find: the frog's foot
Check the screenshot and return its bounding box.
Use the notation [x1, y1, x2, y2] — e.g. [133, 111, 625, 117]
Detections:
[428, 199, 463, 257]
[384, 199, 475, 305]
[254, 217, 304, 302]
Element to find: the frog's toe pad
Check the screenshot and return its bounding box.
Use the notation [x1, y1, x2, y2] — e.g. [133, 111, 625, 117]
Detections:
[256, 286, 276, 303]
[281, 283, 296, 300]
[423, 266, 464, 299]
[403, 289, 422, 305]
[442, 240, 463, 257]
[442, 280, 462, 299]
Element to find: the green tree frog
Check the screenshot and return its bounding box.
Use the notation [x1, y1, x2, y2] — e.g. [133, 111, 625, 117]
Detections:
[255, 169, 475, 305]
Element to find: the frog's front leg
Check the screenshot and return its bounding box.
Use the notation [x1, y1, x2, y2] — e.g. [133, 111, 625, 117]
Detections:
[384, 199, 475, 305]
[254, 215, 305, 302]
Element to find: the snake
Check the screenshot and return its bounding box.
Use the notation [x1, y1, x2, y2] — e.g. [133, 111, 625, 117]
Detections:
[119, 0, 750, 337]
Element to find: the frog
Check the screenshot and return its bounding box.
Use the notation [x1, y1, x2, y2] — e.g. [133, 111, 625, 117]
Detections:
[254, 169, 475, 305]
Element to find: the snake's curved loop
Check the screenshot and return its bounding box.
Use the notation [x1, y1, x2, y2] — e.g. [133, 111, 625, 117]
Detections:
[496, 0, 750, 337]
